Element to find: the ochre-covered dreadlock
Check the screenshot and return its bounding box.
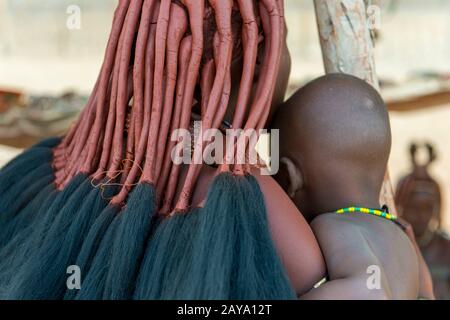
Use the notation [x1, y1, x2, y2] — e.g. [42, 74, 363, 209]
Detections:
[52, 0, 284, 214]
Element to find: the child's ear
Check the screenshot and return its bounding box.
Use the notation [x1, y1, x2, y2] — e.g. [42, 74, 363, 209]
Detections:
[280, 157, 304, 198]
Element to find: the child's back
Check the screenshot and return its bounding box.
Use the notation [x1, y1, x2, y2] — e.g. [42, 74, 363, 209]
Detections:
[308, 211, 418, 299]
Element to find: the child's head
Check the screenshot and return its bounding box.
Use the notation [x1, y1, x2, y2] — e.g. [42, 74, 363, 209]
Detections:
[272, 73, 391, 221]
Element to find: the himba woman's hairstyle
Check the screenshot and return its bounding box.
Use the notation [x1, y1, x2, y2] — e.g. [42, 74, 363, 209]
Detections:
[52, 0, 284, 214]
[0, 0, 295, 300]
[395, 142, 442, 228]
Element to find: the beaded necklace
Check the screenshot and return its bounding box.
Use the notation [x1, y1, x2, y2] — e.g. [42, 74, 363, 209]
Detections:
[335, 206, 397, 222]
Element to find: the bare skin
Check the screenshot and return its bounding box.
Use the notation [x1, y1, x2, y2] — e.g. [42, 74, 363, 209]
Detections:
[303, 212, 419, 299]
[272, 73, 423, 299]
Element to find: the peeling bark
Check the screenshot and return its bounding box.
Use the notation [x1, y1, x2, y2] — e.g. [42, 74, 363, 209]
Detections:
[314, 0, 397, 215]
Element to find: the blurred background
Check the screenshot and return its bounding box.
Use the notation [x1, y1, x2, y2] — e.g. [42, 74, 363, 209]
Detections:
[0, 1, 449, 235]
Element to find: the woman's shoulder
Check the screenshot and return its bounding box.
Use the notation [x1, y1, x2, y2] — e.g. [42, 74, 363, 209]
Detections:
[252, 170, 327, 295]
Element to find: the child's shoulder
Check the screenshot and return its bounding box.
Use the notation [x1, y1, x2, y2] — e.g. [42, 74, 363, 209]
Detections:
[311, 211, 400, 232]
[310, 212, 363, 231]
[310, 211, 409, 250]
[309, 212, 370, 252]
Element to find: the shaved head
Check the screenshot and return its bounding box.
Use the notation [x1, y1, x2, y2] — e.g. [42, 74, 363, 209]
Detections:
[272, 73, 391, 219]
